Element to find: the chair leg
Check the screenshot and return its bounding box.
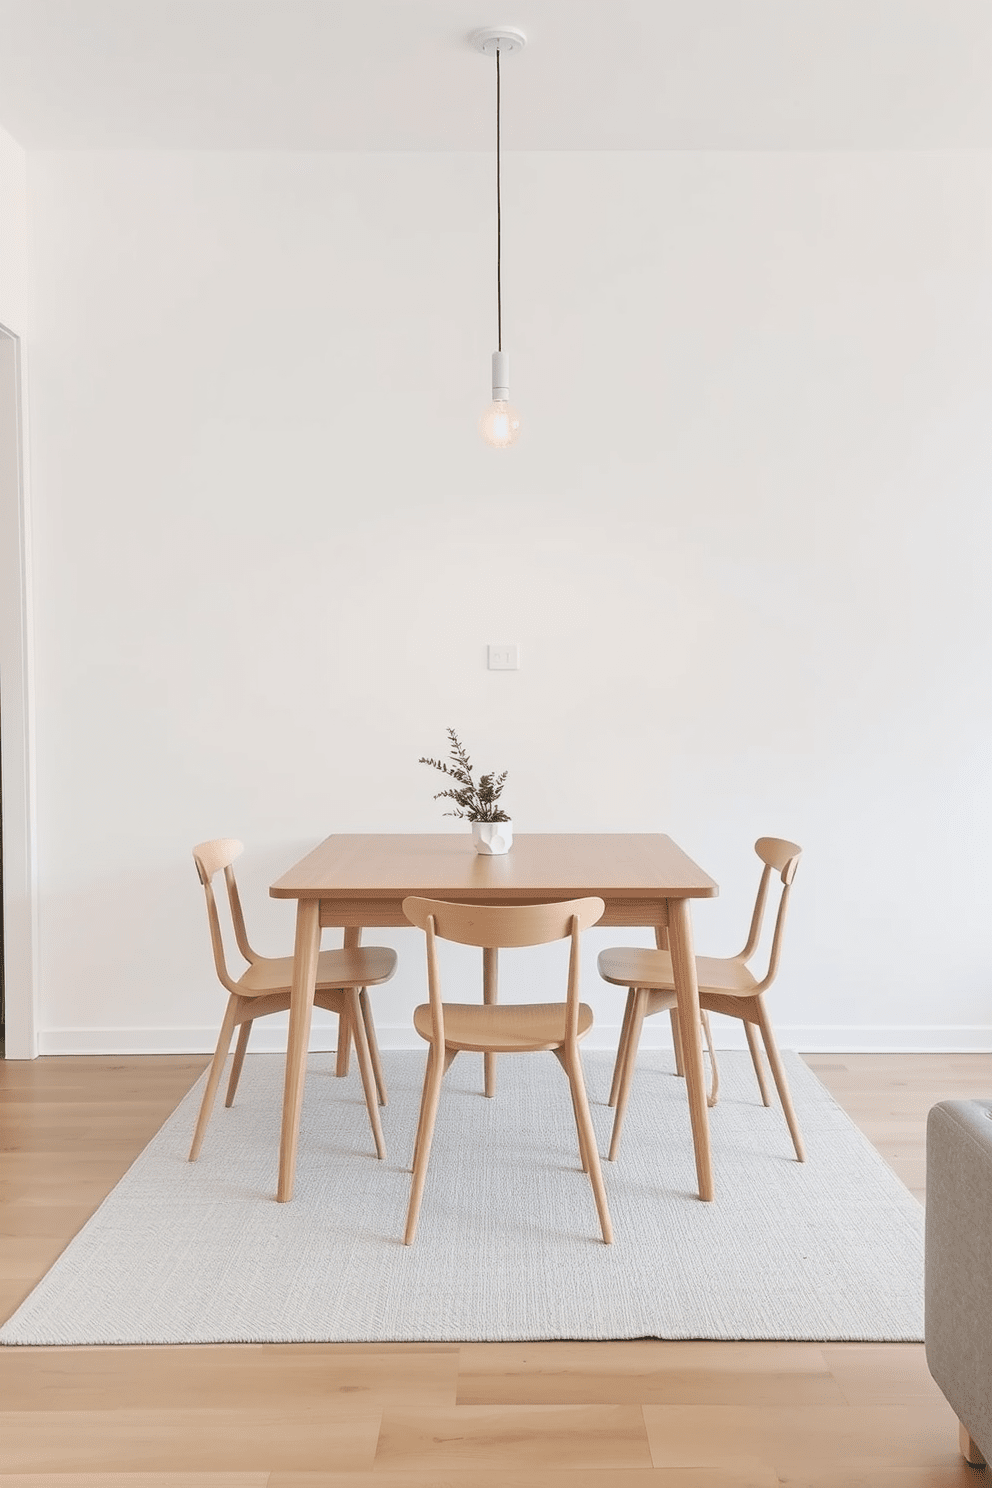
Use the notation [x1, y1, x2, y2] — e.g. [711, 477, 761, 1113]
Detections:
[189, 997, 242, 1161]
[225, 1019, 253, 1107]
[744, 1017, 772, 1106]
[553, 1046, 590, 1173]
[701, 1011, 719, 1108]
[608, 989, 636, 1108]
[609, 988, 647, 1161]
[410, 1044, 436, 1175]
[346, 986, 386, 1160]
[755, 999, 805, 1161]
[564, 1044, 613, 1244]
[359, 988, 388, 1106]
[482, 946, 499, 1098]
[670, 1007, 684, 1076]
[405, 1041, 446, 1245]
[335, 1005, 352, 1078]
[411, 1047, 458, 1175]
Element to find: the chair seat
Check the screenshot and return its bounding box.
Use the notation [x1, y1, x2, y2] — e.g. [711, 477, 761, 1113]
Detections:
[597, 946, 759, 999]
[413, 1000, 594, 1053]
[238, 945, 397, 997]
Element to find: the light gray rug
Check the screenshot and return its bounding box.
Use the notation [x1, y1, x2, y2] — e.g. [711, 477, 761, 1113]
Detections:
[0, 1050, 923, 1345]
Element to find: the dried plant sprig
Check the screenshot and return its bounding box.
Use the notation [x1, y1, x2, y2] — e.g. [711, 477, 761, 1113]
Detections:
[418, 727, 511, 822]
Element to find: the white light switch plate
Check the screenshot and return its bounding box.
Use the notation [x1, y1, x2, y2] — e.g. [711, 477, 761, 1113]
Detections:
[488, 643, 520, 670]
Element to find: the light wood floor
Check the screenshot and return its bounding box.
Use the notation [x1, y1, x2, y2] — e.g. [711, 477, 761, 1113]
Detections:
[1, 1050, 990, 1485]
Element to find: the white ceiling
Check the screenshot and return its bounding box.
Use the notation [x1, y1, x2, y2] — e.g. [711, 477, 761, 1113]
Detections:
[0, 0, 991, 152]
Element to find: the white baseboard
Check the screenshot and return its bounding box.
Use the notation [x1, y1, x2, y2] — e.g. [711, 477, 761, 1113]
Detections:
[36, 1026, 346, 1056]
[755, 1026, 992, 1054]
[34, 1023, 992, 1056]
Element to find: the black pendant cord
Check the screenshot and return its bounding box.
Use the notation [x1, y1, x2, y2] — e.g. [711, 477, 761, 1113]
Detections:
[496, 45, 502, 354]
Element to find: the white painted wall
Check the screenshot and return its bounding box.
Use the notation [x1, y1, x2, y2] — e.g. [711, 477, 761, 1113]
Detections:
[20, 148, 992, 1053]
[0, 123, 38, 1058]
[0, 123, 28, 331]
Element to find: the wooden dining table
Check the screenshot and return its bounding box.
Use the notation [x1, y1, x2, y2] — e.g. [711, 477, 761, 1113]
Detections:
[269, 832, 718, 1204]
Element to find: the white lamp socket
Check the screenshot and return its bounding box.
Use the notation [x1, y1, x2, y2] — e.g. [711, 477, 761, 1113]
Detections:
[491, 350, 510, 401]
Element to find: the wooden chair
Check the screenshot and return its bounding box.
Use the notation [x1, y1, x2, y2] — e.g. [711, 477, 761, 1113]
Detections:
[401, 895, 612, 1246]
[599, 837, 804, 1163]
[189, 838, 396, 1163]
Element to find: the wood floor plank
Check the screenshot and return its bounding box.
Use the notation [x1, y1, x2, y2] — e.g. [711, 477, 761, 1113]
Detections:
[0, 1476, 269, 1487]
[2, 1132, 163, 1156]
[821, 1342, 947, 1405]
[1, 1101, 197, 1121]
[772, 1473, 980, 1488]
[0, 1155, 157, 1181]
[267, 1471, 778, 1487]
[456, 1341, 843, 1406]
[0, 1280, 37, 1319]
[0, 1204, 95, 1238]
[0, 1179, 129, 1208]
[0, 1407, 382, 1473]
[373, 1404, 653, 1471]
[0, 1235, 70, 1279]
[259, 1343, 457, 1356]
[0, 1344, 458, 1411]
[0, 1068, 207, 1099]
[641, 1400, 967, 1478]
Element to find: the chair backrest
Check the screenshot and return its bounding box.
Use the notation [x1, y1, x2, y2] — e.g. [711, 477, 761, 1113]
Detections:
[192, 838, 259, 994]
[737, 836, 802, 992]
[402, 896, 605, 1045]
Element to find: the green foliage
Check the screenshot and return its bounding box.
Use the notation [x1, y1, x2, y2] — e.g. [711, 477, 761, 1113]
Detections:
[418, 727, 511, 823]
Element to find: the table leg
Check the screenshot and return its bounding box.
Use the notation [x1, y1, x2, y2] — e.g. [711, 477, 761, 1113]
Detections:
[669, 1010, 685, 1076]
[335, 926, 362, 1077]
[277, 897, 321, 1203]
[666, 897, 714, 1202]
[483, 945, 498, 1097]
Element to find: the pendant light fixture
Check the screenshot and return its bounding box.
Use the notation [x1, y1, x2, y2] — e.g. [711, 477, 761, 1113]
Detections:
[472, 26, 526, 448]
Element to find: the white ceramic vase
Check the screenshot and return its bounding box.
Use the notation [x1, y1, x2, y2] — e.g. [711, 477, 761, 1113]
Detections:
[471, 820, 513, 855]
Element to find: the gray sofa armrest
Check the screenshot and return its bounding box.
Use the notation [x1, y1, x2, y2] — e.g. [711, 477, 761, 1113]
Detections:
[925, 1099, 992, 1468]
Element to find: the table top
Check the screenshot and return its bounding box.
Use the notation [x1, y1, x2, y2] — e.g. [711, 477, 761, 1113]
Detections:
[270, 832, 718, 903]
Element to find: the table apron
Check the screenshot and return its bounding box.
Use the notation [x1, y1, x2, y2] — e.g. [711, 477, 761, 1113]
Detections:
[317, 896, 671, 930]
